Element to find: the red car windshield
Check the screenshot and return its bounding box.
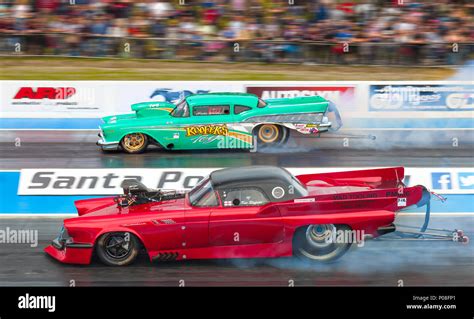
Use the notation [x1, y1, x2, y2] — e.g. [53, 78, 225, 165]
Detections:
[188, 178, 218, 207]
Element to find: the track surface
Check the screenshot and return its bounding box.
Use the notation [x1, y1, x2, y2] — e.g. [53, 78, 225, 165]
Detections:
[0, 216, 472, 286]
[1, 142, 473, 169]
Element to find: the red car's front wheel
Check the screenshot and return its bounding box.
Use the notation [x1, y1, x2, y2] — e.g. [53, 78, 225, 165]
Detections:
[96, 232, 140, 266]
[293, 224, 352, 262]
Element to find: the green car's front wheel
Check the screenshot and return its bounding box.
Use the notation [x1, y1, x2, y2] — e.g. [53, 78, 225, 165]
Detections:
[255, 124, 288, 147]
[121, 133, 148, 154]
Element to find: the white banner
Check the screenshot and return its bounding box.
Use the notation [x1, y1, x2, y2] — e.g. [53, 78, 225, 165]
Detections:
[17, 167, 474, 195]
[0, 81, 244, 118]
[2, 81, 473, 119]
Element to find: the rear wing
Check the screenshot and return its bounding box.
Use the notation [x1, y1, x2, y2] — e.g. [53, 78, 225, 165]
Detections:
[296, 167, 405, 189]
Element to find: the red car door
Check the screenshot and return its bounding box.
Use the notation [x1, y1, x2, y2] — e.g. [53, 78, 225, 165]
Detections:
[138, 203, 185, 252]
[209, 187, 284, 246]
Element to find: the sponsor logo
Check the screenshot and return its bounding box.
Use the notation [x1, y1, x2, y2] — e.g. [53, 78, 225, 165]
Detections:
[191, 135, 222, 144]
[18, 169, 209, 195]
[271, 187, 285, 199]
[369, 85, 474, 111]
[295, 124, 319, 134]
[18, 293, 55, 312]
[13, 87, 76, 100]
[458, 173, 474, 189]
[185, 125, 229, 137]
[246, 86, 355, 106]
[17, 168, 474, 196]
[397, 198, 407, 207]
[333, 193, 378, 200]
[8, 85, 96, 111]
[294, 198, 315, 203]
[431, 173, 452, 190]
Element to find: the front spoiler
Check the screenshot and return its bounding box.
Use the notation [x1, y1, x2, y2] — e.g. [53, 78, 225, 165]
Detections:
[44, 244, 93, 265]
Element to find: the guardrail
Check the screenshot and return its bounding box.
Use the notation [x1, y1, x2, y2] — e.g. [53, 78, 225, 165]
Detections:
[1, 33, 473, 65]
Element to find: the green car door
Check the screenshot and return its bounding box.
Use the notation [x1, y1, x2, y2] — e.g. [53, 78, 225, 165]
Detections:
[171, 102, 234, 150]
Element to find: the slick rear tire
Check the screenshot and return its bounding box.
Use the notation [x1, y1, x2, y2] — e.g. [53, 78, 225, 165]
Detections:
[96, 232, 140, 266]
[121, 133, 148, 154]
[293, 224, 352, 263]
[255, 124, 288, 147]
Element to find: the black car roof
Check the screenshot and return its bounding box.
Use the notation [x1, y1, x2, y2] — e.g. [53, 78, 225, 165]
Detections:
[210, 166, 294, 188]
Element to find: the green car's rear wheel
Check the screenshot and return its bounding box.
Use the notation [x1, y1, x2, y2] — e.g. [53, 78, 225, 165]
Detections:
[121, 133, 148, 154]
[256, 124, 288, 147]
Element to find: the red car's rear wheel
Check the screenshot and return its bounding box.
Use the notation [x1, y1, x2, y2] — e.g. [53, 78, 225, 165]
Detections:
[96, 232, 140, 266]
[293, 224, 352, 262]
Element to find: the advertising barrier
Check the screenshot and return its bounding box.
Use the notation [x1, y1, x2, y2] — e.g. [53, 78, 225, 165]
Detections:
[369, 84, 474, 112]
[16, 167, 474, 195]
[2, 81, 473, 127]
[0, 168, 471, 215]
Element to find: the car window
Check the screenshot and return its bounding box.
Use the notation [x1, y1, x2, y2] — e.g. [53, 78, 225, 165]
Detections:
[189, 178, 219, 207]
[234, 105, 252, 115]
[193, 105, 230, 116]
[221, 188, 269, 207]
[171, 100, 190, 117]
[257, 99, 267, 108]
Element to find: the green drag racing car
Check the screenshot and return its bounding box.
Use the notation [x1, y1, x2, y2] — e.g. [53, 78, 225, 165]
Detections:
[97, 92, 332, 153]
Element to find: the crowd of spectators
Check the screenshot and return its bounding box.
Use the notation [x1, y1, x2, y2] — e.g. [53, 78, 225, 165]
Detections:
[0, 0, 473, 65]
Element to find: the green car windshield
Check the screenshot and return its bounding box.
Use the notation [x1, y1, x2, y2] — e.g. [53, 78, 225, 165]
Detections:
[171, 100, 190, 117]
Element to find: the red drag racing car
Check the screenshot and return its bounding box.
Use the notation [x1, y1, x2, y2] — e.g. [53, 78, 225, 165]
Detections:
[45, 166, 465, 266]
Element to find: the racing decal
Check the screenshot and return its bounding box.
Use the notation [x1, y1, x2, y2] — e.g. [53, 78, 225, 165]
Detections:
[332, 193, 378, 200]
[369, 84, 474, 111]
[160, 219, 176, 225]
[295, 124, 319, 134]
[185, 125, 229, 136]
[397, 198, 407, 207]
[190, 135, 223, 144]
[242, 113, 324, 124]
[271, 187, 285, 199]
[386, 190, 411, 197]
[294, 198, 315, 203]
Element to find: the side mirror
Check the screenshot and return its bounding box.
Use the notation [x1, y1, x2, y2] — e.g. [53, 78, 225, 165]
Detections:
[232, 198, 240, 206]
